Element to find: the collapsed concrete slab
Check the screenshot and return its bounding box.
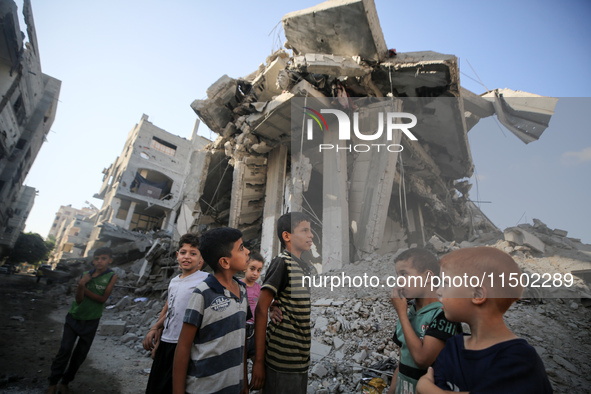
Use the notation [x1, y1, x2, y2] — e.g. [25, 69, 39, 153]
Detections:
[191, 75, 238, 134]
[282, 0, 388, 62]
[186, 0, 557, 271]
[504, 227, 546, 254]
[293, 54, 372, 77]
[482, 88, 559, 144]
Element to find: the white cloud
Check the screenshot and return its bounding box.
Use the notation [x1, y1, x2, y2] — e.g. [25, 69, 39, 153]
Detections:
[562, 147, 591, 165]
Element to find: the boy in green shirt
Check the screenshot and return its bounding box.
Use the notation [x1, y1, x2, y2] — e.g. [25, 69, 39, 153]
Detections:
[48, 247, 118, 394]
[388, 248, 462, 394]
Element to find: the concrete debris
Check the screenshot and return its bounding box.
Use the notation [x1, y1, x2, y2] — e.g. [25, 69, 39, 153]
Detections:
[504, 227, 546, 254]
[282, 0, 388, 62]
[38, 217, 591, 393]
[481, 88, 559, 144]
[98, 320, 126, 336]
[183, 0, 557, 272]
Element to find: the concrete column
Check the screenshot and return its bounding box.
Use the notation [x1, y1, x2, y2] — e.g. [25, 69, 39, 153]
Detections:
[163, 208, 177, 233]
[322, 129, 349, 271]
[124, 201, 137, 230]
[352, 100, 402, 255]
[228, 159, 245, 229]
[260, 145, 288, 264]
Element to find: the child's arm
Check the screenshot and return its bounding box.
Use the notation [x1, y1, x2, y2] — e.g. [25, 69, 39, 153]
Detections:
[391, 290, 445, 368]
[76, 274, 118, 304]
[172, 322, 197, 394]
[75, 273, 92, 303]
[142, 300, 168, 351]
[250, 288, 275, 390]
[417, 367, 468, 394]
[386, 365, 399, 394]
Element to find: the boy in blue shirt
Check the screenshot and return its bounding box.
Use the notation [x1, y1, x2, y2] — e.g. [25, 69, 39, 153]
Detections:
[417, 247, 552, 394]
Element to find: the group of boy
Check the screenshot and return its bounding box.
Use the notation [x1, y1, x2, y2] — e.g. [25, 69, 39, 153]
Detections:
[46, 210, 553, 394]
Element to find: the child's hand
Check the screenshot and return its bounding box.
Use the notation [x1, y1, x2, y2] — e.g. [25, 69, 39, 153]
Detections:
[78, 273, 91, 286]
[416, 367, 437, 394]
[250, 360, 265, 390]
[390, 288, 408, 315]
[269, 304, 283, 324]
[142, 328, 161, 351]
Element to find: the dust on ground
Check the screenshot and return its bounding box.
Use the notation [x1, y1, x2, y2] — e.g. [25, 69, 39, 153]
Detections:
[0, 273, 151, 394]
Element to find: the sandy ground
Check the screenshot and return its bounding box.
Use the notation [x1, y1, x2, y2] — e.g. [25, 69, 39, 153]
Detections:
[0, 273, 152, 394]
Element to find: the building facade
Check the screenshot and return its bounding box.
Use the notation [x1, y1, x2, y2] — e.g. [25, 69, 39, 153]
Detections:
[86, 114, 208, 252]
[0, 185, 35, 253]
[0, 0, 61, 254]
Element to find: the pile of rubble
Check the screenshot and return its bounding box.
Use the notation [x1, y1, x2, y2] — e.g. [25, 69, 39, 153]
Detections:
[42, 218, 591, 393]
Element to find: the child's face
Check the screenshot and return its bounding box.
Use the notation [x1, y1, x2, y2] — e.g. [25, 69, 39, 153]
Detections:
[228, 238, 250, 272]
[289, 220, 314, 253]
[244, 260, 263, 283]
[176, 243, 203, 273]
[93, 254, 112, 271]
[437, 264, 473, 322]
[394, 258, 429, 300]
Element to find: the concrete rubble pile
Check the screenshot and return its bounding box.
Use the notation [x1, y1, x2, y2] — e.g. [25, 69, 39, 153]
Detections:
[41, 217, 591, 393]
[185, 0, 558, 270]
[297, 226, 591, 393]
[84, 222, 184, 292]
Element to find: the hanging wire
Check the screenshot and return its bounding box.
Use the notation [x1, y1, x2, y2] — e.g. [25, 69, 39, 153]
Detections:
[302, 192, 322, 228]
[465, 59, 490, 93]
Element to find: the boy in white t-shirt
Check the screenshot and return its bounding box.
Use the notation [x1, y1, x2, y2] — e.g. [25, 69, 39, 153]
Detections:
[142, 233, 209, 394]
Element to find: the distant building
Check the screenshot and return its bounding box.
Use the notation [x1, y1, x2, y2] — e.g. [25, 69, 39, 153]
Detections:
[85, 114, 208, 253]
[47, 205, 97, 239]
[0, 0, 61, 254]
[46, 204, 97, 263]
[49, 212, 95, 263]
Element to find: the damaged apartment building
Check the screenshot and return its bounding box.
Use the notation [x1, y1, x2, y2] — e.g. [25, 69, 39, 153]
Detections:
[47, 205, 98, 264]
[185, 0, 558, 271]
[85, 114, 209, 253]
[0, 0, 61, 254]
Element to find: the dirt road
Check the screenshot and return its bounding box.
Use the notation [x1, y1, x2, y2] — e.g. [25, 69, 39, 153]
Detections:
[0, 273, 151, 393]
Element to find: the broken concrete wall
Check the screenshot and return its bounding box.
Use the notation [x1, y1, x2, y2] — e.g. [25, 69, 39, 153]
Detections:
[282, 0, 388, 62]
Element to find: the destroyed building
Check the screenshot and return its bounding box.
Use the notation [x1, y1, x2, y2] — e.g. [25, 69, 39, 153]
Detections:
[85, 114, 209, 253]
[48, 205, 98, 264]
[47, 204, 97, 239]
[186, 0, 557, 271]
[0, 0, 61, 254]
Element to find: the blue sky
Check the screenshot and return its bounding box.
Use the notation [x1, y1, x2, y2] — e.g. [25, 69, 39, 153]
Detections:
[19, 0, 591, 243]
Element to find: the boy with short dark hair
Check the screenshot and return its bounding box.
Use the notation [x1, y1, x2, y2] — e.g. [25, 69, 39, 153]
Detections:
[251, 212, 314, 393]
[143, 233, 208, 394]
[388, 248, 462, 394]
[416, 247, 553, 394]
[241, 250, 264, 358]
[48, 247, 118, 394]
[173, 227, 250, 394]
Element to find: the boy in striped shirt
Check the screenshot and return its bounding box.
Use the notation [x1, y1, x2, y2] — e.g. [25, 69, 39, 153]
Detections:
[172, 227, 251, 394]
[251, 212, 314, 393]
